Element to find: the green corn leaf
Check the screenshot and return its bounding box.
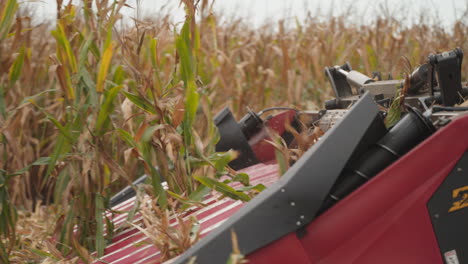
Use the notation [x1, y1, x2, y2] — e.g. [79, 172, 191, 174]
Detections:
[58, 204, 74, 254]
[45, 133, 71, 183]
[32, 156, 51, 165]
[104, 214, 114, 241]
[95, 194, 105, 257]
[78, 33, 94, 70]
[0, 0, 18, 41]
[89, 41, 101, 59]
[45, 113, 73, 141]
[8, 157, 51, 177]
[176, 21, 195, 84]
[51, 23, 78, 73]
[187, 156, 211, 168]
[275, 148, 289, 176]
[187, 184, 210, 202]
[141, 125, 165, 143]
[95, 85, 122, 135]
[149, 37, 163, 96]
[79, 68, 96, 91]
[167, 190, 206, 208]
[30, 95, 74, 142]
[232, 173, 250, 186]
[176, 20, 199, 148]
[210, 150, 237, 173]
[8, 45, 26, 88]
[193, 23, 201, 55]
[179, 184, 211, 210]
[149, 165, 167, 208]
[53, 169, 70, 206]
[113, 65, 125, 85]
[103, 22, 113, 52]
[195, 176, 250, 202]
[133, 241, 151, 247]
[149, 38, 159, 70]
[385, 87, 403, 128]
[181, 65, 199, 131]
[122, 91, 157, 115]
[237, 183, 266, 193]
[124, 193, 140, 226]
[77, 34, 98, 105]
[78, 68, 97, 106]
[117, 129, 137, 148]
[138, 126, 167, 207]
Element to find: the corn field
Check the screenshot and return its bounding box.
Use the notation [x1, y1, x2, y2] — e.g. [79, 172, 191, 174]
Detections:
[0, 0, 467, 263]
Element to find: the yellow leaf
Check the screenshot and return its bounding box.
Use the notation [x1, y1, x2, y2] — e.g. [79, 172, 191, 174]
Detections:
[96, 43, 114, 93]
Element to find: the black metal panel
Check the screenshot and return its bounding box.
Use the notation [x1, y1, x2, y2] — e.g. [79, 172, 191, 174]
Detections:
[173, 93, 379, 264]
[214, 107, 259, 170]
[325, 62, 353, 98]
[428, 151, 468, 264]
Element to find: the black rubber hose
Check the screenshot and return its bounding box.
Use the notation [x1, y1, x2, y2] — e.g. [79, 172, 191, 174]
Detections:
[318, 107, 435, 215]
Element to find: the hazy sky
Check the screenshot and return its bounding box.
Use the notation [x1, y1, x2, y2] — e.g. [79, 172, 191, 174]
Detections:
[32, 0, 467, 28]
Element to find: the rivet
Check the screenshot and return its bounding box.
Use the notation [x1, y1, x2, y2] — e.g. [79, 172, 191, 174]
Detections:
[457, 167, 463, 172]
[296, 221, 301, 226]
[290, 202, 296, 206]
[300, 215, 305, 219]
[281, 188, 286, 193]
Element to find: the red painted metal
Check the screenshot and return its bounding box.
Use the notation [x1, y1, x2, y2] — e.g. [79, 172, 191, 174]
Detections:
[247, 114, 468, 264]
[247, 233, 313, 264]
[250, 110, 296, 162]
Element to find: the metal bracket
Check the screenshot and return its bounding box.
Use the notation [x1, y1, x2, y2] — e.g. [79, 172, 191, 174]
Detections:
[325, 62, 353, 98]
[174, 93, 380, 264]
[428, 48, 463, 106]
